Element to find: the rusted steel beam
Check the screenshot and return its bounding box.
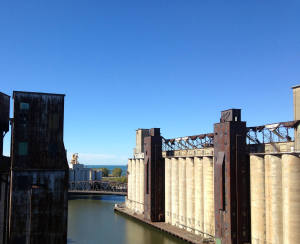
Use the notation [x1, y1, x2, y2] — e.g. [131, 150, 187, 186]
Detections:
[162, 133, 214, 151]
[247, 120, 299, 144]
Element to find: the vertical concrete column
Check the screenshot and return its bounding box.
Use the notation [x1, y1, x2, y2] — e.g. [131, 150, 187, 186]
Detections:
[203, 156, 214, 237]
[136, 159, 140, 212]
[265, 155, 271, 244]
[293, 85, 300, 151]
[139, 159, 145, 214]
[250, 155, 266, 244]
[171, 157, 179, 226]
[165, 158, 172, 224]
[194, 157, 204, 235]
[282, 154, 300, 244]
[186, 157, 195, 232]
[178, 157, 187, 229]
[265, 155, 283, 244]
[132, 159, 136, 211]
[127, 159, 132, 209]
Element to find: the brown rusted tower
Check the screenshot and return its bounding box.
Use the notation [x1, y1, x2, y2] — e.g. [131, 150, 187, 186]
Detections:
[9, 91, 69, 244]
[214, 109, 251, 244]
[144, 128, 165, 222]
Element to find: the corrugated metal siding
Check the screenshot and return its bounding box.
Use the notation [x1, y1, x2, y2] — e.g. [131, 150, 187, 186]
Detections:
[0, 92, 10, 133]
[9, 91, 68, 244]
[0, 156, 10, 244]
[9, 171, 68, 244]
[11, 92, 68, 170]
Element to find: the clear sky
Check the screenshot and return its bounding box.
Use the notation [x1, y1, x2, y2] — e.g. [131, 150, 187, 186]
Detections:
[1, 1, 299, 165]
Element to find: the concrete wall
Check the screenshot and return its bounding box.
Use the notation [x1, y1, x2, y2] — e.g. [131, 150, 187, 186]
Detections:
[126, 159, 132, 209]
[166, 154, 214, 237]
[165, 158, 172, 224]
[250, 153, 300, 244]
[134, 129, 150, 157]
[139, 159, 145, 213]
[186, 157, 195, 232]
[69, 164, 92, 182]
[171, 158, 179, 226]
[125, 158, 145, 214]
[293, 85, 300, 151]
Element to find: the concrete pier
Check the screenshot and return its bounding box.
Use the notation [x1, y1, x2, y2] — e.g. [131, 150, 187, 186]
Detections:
[114, 206, 214, 244]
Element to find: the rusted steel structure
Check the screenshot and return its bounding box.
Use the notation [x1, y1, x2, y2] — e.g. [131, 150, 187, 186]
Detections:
[0, 92, 10, 244]
[144, 128, 165, 222]
[8, 91, 69, 244]
[214, 109, 251, 244]
[246, 121, 299, 145]
[0, 91, 69, 244]
[0, 92, 10, 156]
[162, 133, 214, 152]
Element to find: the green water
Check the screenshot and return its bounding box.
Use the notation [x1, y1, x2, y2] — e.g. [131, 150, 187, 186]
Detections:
[67, 195, 186, 244]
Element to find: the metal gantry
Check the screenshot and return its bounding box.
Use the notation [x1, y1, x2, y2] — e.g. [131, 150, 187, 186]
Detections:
[69, 180, 127, 192]
[162, 133, 214, 151]
[246, 120, 299, 144]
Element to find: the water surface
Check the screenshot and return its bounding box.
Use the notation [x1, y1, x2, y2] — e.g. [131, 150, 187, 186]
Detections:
[68, 195, 186, 244]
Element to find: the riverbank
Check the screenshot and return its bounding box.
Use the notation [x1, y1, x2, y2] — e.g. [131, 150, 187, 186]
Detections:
[114, 206, 214, 244]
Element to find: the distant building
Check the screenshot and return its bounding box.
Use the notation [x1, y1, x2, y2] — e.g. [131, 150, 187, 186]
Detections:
[69, 153, 102, 190]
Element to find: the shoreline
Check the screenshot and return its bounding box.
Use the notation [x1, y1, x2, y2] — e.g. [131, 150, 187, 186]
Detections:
[114, 206, 214, 244]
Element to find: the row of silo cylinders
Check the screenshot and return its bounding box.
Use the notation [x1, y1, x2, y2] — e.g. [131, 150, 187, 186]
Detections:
[250, 154, 300, 244]
[165, 156, 215, 238]
[127, 158, 145, 214]
[69, 169, 102, 182]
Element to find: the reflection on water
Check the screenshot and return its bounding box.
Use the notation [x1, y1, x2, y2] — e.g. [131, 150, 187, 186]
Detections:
[68, 195, 186, 244]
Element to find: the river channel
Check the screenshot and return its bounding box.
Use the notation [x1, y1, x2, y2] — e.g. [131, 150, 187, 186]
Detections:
[68, 195, 186, 244]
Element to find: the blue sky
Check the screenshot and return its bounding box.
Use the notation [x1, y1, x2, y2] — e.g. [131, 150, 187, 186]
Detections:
[1, 1, 299, 165]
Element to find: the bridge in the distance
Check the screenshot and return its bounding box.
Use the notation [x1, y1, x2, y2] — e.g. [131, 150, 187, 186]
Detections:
[68, 190, 126, 196]
[68, 180, 127, 196]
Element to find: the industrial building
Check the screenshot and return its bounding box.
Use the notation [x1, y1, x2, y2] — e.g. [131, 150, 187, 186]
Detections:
[125, 85, 300, 244]
[69, 153, 102, 190]
[0, 91, 69, 244]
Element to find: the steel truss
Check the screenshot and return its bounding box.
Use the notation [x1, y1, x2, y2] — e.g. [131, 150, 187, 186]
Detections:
[246, 120, 299, 144]
[162, 133, 214, 151]
[69, 180, 127, 192]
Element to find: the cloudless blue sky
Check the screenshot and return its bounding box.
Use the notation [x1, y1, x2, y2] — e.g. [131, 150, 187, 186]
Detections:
[1, 0, 299, 165]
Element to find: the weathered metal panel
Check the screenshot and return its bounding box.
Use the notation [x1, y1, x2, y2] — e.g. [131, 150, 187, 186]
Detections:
[0, 92, 10, 157]
[9, 171, 68, 244]
[11, 91, 68, 170]
[214, 109, 251, 244]
[0, 156, 10, 244]
[9, 91, 68, 244]
[0, 92, 10, 134]
[144, 128, 165, 222]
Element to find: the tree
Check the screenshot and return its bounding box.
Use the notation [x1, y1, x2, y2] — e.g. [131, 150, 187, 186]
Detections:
[100, 168, 109, 177]
[112, 168, 122, 177]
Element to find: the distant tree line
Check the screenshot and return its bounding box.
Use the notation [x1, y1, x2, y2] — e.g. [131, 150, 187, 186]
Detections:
[100, 167, 123, 177]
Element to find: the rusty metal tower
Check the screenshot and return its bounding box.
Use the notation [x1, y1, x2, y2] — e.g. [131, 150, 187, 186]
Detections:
[9, 91, 69, 244]
[214, 109, 251, 244]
